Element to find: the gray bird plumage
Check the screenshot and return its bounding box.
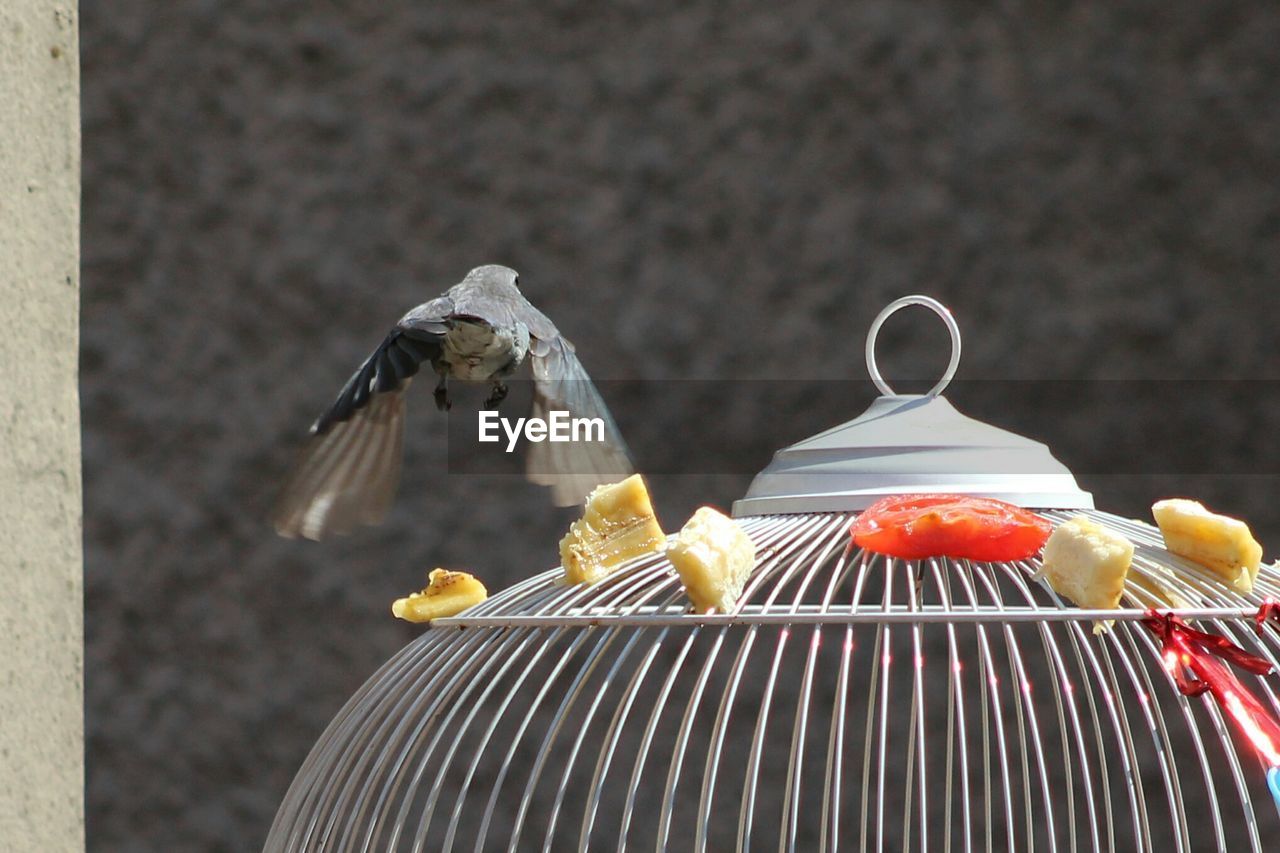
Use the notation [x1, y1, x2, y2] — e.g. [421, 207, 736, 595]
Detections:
[273, 265, 633, 540]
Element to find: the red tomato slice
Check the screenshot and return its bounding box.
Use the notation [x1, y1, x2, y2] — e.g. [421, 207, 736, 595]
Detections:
[850, 494, 1052, 561]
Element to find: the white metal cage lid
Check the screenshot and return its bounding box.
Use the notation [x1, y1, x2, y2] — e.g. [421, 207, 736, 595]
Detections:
[732, 296, 1095, 516]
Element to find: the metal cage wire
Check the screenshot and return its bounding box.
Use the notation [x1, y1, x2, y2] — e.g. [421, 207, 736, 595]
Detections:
[265, 511, 1280, 852]
[266, 296, 1280, 851]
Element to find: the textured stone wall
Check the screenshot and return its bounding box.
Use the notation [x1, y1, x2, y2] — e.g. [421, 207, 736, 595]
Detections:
[82, 2, 1280, 849]
[1, 2, 83, 850]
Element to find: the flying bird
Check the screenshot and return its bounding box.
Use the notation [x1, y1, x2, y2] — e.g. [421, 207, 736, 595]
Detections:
[273, 265, 633, 540]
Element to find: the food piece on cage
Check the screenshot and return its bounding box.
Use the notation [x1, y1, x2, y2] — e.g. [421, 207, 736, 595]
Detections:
[849, 494, 1052, 561]
[559, 474, 666, 585]
[1152, 498, 1262, 593]
[667, 507, 757, 614]
[392, 568, 488, 623]
[1036, 516, 1133, 632]
[1127, 564, 1190, 610]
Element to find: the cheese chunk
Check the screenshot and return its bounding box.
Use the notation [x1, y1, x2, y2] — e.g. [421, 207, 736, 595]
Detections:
[667, 507, 756, 613]
[1038, 516, 1134, 619]
[560, 474, 666, 585]
[392, 569, 488, 623]
[1152, 498, 1262, 593]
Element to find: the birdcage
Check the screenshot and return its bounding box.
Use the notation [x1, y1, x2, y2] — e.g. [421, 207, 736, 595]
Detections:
[265, 296, 1280, 852]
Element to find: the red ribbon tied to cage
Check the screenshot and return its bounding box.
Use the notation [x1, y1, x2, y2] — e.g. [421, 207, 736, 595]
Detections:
[1142, 610, 1280, 772]
[1255, 599, 1280, 635]
[1253, 600, 1280, 815]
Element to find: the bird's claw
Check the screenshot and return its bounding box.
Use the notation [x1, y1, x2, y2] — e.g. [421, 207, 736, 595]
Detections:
[434, 381, 452, 412]
[483, 382, 509, 410]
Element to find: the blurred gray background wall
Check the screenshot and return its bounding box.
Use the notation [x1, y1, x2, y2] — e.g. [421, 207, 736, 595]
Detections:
[82, 1, 1280, 849]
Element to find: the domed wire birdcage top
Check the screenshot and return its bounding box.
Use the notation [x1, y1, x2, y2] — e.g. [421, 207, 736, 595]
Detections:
[266, 296, 1280, 852]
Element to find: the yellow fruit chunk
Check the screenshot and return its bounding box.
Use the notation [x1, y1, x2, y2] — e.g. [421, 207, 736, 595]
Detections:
[559, 474, 666, 585]
[1152, 498, 1262, 593]
[1037, 517, 1133, 632]
[392, 569, 488, 623]
[667, 507, 757, 614]
[1127, 566, 1189, 610]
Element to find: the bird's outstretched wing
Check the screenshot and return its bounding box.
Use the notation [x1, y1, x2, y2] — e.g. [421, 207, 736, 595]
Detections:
[526, 335, 634, 506]
[272, 328, 443, 539]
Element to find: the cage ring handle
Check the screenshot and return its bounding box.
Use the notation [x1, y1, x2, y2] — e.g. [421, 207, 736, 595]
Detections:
[865, 294, 962, 397]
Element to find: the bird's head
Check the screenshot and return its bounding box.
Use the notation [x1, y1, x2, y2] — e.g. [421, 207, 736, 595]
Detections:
[464, 264, 521, 290]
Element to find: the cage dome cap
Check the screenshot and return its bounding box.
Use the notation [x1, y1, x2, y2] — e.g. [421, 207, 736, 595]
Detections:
[732, 296, 1094, 516]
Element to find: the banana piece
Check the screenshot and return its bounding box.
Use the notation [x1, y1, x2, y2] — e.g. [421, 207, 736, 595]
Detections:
[392, 569, 488, 623]
[667, 507, 756, 614]
[1036, 516, 1133, 632]
[560, 474, 666, 585]
[1152, 498, 1262, 593]
[1127, 564, 1190, 610]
